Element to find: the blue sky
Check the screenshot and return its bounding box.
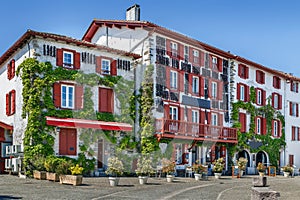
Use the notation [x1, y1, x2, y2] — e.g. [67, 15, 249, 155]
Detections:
[1, 0, 300, 76]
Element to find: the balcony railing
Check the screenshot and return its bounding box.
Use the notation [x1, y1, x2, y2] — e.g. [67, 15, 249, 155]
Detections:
[155, 119, 237, 143]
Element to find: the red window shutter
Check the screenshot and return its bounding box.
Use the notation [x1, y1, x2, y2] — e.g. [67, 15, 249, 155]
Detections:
[297, 104, 299, 117]
[188, 74, 193, 94]
[239, 113, 246, 133]
[246, 67, 249, 79]
[110, 60, 117, 76]
[207, 112, 211, 124]
[262, 90, 266, 106]
[290, 102, 293, 115]
[99, 88, 108, 112]
[107, 88, 114, 113]
[96, 56, 101, 73]
[297, 83, 299, 93]
[209, 55, 213, 68]
[271, 120, 275, 136]
[298, 127, 300, 141]
[238, 64, 241, 77]
[11, 90, 16, 115]
[254, 117, 258, 134]
[7, 63, 11, 80]
[262, 73, 265, 84]
[75, 85, 84, 110]
[278, 95, 282, 109]
[68, 129, 77, 155]
[237, 83, 240, 100]
[278, 121, 282, 137]
[11, 59, 15, 79]
[255, 88, 258, 104]
[290, 81, 293, 91]
[189, 47, 193, 63]
[56, 49, 63, 66]
[6, 93, 9, 116]
[217, 82, 223, 101]
[208, 79, 212, 98]
[59, 129, 67, 155]
[166, 39, 171, 57]
[273, 76, 276, 88]
[218, 114, 223, 126]
[187, 109, 192, 122]
[262, 118, 267, 135]
[164, 104, 170, 119]
[256, 70, 259, 83]
[200, 77, 204, 97]
[245, 85, 250, 102]
[200, 51, 204, 66]
[178, 71, 183, 92]
[74, 52, 81, 69]
[180, 107, 185, 121]
[217, 57, 222, 72]
[178, 44, 183, 60]
[200, 110, 206, 124]
[53, 82, 61, 108]
[292, 127, 295, 140]
[271, 93, 275, 108]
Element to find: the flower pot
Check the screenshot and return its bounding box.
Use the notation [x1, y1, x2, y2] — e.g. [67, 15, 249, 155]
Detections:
[214, 172, 222, 179]
[33, 171, 47, 180]
[138, 176, 148, 185]
[109, 177, 120, 186]
[259, 172, 264, 177]
[46, 172, 59, 182]
[59, 175, 83, 186]
[283, 172, 290, 177]
[194, 173, 202, 181]
[166, 174, 174, 182]
[239, 170, 244, 177]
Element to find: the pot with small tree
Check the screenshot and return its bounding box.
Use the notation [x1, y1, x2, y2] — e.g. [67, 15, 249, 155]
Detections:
[57, 158, 84, 186]
[257, 162, 266, 176]
[237, 157, 248, 177]
[213, 158, 225, 179]
[282, 165, 293, 177]
[105, 156, 124, 186]
[135, 155, 154, 185]
[192, 161, 206, 181]
[161, 158, 176, 182]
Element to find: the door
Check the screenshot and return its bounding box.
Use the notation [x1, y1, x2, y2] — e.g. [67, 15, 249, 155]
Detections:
[59, 128, 77, 155]
[97, 139, 103, 168]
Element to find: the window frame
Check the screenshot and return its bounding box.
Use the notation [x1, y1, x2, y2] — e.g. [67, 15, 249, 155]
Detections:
[257, 89, 262, 105]
[63, 51, 74, 68]
[192, 76, 199, 94]
[193, 50, 199, 63]
[61, 84, 75, 109]
[212, 56, 217, 69]
[257, 118, 261, 135]
[211, 113, 218, 126]
[170, 70, 178, 89]
[171, 42, 178, 57]
[169, 106, 178, 120]
[240, 84, 245, 101]
[192, 110, 199, 123]
[101, 59, 111, 75]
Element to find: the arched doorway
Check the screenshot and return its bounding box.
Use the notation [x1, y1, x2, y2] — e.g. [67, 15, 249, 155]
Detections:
[256, 151, 268, 166]
[237, 150, 251, 168]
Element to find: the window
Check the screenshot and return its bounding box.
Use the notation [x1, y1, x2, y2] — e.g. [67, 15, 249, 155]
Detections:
[291, 81, 299, 93]
[274, 94, 278, 109]
[192, 110, 199, 123]
[192, 76, 199, 94]
[63, 51, 74, 68]
[272, 93, 282, 110]
[61, 85, 74, 109]
[171, 42, 178, 57]
[212, 57, 217, 69]
[170, 70, 178, 89]
[290, 102, 299, 117]
[6, 90, 16, 116]
[289, 155, 294, 166]
[292, 126, 300, 141]
[238, 64, 248, 79]
[256, 70, 265, 84]
[211, 113, 218, 126]
[99, 87, 114, 113]
[256, 118, 261, 135]
[101, 59, 110, 74]
[212, 82, 217, 99]
[256, 88, 265, 106]
[59, 128, 77, 155]
[193, 50, 199, 63]
[184, 46, 189, 62]
[273, 76, 281, 89]
[273, 120, 278, 137]
[169, 106, 178, 120]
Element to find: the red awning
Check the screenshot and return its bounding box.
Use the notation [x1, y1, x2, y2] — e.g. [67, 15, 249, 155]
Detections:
[46, 116, 132, 132]
[0, 121, 13, 130]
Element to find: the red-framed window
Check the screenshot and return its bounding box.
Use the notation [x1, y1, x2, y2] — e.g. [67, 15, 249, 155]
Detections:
[291, 81, 299, 93]
[256, 70, 265, 84]
[96, 56, 117, 76]
[237, 83, 249, 102]
[255, 88, 266, 106]
[59, 128, 77, 156]
[56, 48, 81, 69]
[6, 90, 16, 116]
[53, 82, 83, 110]
[289, 102, 299, 117]
[272, 119, 281, 138]
[255, 116, 266, 135]
[238, 64, 249, 79]
[273, 76, 281, 89]
[291, 126, 300, 141]
[272, 93, 282, 110]
[7, 59, 15, 80]
[98, 87, 114, 113]
[239, 113, 246, 133]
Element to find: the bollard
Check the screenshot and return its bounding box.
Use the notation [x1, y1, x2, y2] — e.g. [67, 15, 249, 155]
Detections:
[251, 177, 280, 200]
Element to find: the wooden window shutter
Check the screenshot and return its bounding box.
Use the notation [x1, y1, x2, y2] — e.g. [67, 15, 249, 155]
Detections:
[53, 82, 61, 108]
[255, 88, 259, 104]
[96, 56, 101, 73]
[271, 120, 275, 136]
[237, 83, 240, 100]
[262, 90, 266, 106]
[262, 118, 267, 135]
[67, 129, 77, 155]
[238, 64, 242, 77]
[110, 60, 117, 76]
[7, 63, 11, 80]
[218, 113, 223, 126]
[245, 85, 250, 102]
[256, 70, 259, 83]
[271, 93, 275, 108]
[297, 104, 299, 117]
[200, 110, 206, 124]
[278, 95, 282, 109]
[290, 102, 293, 115]
[99, 88, 108, 112]
[200, 51, 204, 66]
[297, 83, 299, 93]
[6, 93, 9, 116]
[164, 104, 170, 119]
[246, 67, 249, 79]
[178, 44, 183, 60]
[239, 113, 246, 133]
[273, 76, 276, 88]
[11, 90, 16, 115]
[217, 82, 223, 101]
[166, 39, 171, 57]
[166, 67, 170, 89]
[200, 77, 205, 97]
[107, 88, 114, 113]
[179, 71, 184, 92]
[11, 59, 15, 79]
[188, 74, 193, 94]
[298, 127, 300, 141]
[262, 73, 265, 84]
[187, 109, 192, 122]
[180, 107, 185, 121]
[56, 49, 63, 66]
[207, 112, 211, 124]
[289, 155, 294, 166]
[59, 129, 67, 155]
[75, 85, 84, 110]
[254, 117, 258, 134]
[209, 55, 213, 69]
[74, 52, 81, 69]
[208, 79, 212, 98]
[217, 57, 223, 72]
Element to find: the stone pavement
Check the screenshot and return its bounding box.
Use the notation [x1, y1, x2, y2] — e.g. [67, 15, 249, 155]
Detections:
[0, 174, 300, 199]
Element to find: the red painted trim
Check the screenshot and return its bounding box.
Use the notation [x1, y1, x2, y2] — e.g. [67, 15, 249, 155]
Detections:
[46, 116, 132, 131]
[0, 121, 13, 130]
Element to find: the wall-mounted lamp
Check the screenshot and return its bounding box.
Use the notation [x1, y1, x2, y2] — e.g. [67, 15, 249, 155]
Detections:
[286, 79, 291, 83]
[55, 127, 61, 133]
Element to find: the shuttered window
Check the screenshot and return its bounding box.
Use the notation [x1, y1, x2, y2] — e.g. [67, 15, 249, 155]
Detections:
[56, 48, 80, 69]
[98, 87, 114, 113]
[238, 64, 249, 79]
[6, 90, 16, 116]
[239, 113, 246, 133]
[256, 70, 265, 84]
[96, 56, 117, 76]
[272, 93, 282, 110]
[7, 59, 15, 80]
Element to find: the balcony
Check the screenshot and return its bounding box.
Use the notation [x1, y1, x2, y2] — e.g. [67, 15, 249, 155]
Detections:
[155, 119, 237, 143]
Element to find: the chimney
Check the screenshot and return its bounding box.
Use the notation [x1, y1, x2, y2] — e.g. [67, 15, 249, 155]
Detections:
[126, 4, 140, 21]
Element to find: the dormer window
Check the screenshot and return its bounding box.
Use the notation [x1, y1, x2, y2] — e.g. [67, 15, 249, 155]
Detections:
[101, 59, 111, 75]
[63, 51, 74, 68]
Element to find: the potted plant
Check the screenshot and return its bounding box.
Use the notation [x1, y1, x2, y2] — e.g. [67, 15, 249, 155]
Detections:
[282, 165, 293, 177]
[105, 156, 124, 186]
[192, 161, 206, 181]
[213, 158, 225, 179]
[32, 155, 47, 180]
[44, 155, 60, 182]
[57, 159, 83, 186]
[257, 162, 266, 176]
[161, 158, 176, 182]
[135, 156, 154, 185]
[237, 157, 248, 177]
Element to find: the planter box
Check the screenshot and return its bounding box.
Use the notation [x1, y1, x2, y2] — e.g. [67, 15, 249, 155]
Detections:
[59, 175, 83, 186]
[46, 172, 59, 182]
[33, 171, 46, 180]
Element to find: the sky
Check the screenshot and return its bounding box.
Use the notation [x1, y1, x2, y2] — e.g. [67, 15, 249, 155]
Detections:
[1, 0, 300, 76]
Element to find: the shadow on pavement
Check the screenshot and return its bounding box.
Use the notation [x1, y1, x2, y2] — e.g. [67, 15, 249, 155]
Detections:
[0, 195, 22, 199]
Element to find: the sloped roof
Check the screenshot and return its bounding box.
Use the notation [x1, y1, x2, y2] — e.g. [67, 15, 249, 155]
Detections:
[0, 29, 141, 65]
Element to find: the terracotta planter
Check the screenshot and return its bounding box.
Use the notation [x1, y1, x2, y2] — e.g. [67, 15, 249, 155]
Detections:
[33, 171, 46, 180]
[166, 174, 174, 182]
[138, 176, 148, 185]
[109, 177, 120, 186]
[59, 175, 83, 186]
[46, 172, 59, 182]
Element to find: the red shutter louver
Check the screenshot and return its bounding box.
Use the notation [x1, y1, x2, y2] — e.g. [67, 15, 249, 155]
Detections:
[6, 93, 9, 116]
[188, 74, 193, 94]
[217, 82, 223, 101]
[74, 52, 81, 69]
[200, 110, 206, 124]
[218, 114, 223, 126]
[53, 82, 61, 108]
[262, 90, 266, 105]
[209, 55, 213, 69]
[246, 67, 249, 79]
[166, 39, 171, 57]
[180, 107, 185, 121]
[255, 88, 258, 104]
[273, 76, 276, 88]
[200, 77, 204, 97]
[245, 85, 250, 102]
[238, 64, 242, 77]
[254, 117, 258, 134]
[200, 51, 204, 66]
[96, 56, 101, 73]
[290, 102, 293, 116]
[110, 60, 117, 76]
[11, 90, 16, 115]
[107, 88, 114, 113]
[99, 88, 107, 112]
[239, 113, 246, 133]
[179, 71, 184, 92]
[11, 59, 15, 79]
[272, 93, 275, 108]
[7, 63, 11, 80]
[56, 49, 63, 67]
[217, 57, 223, 72]
[208, 79, 212, 98]
[297, 104, 299, 117]
[278, 95, 282, 109]
[256, 70, 259, 83]
[207, 112, 211, 124]
[298, 127, 300, 141]
[262, 118, 267, 135]
[164, 104, 170, 119]
[271, 120, 275, 137]
[178, 44, 183, 60]
[292, 127, 295, 140]
[75, 85, 84, 110]
[187, 109, 192, 122]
